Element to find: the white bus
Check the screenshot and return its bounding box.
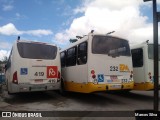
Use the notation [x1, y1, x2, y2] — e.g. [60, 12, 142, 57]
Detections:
[131, 41, 160, 90]
[60, 32, 134, 93]
[5, 39, 61, 94]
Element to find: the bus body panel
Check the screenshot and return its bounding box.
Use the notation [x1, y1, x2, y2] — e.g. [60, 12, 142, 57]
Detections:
[62, 64, 88, 92]
[88, 54, 134, 91]
[6, 40, 61, 93]
[132, 43, 160, 90]
[132, 45, 146, 90]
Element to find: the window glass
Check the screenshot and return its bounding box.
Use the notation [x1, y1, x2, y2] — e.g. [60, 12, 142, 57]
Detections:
[66, 47, 77, 66]
[77, 42, 87, 65]
[60, 52, 66, 67]
[148, 44, 160, 60]
[131, 48, 143, 67]
[17, 42, 57, 59]
[92, 35, 131, 57]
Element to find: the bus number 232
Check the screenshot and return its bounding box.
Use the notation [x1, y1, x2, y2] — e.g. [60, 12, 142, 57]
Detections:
[110, 66, 118, 71]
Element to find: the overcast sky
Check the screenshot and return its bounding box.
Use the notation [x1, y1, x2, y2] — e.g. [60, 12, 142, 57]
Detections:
[0, 0, 159, 60]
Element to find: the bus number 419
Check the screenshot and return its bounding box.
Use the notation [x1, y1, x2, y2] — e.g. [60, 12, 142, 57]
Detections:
[48, 79, 56, 83]
[34, 72, 44, 76]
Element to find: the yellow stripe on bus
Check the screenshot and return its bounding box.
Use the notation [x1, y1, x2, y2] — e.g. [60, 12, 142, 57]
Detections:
[133, 82, 154, 90]
[122, 82, 134, 90]
[63, 81, 134, 93]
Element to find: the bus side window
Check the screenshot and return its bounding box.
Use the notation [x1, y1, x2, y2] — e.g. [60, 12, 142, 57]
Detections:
[60, 51, 66, 68]
[66, 46, 77, 67]
[6, 49, 12, 70]
[77, 42, 88, 65]
[131, 48, 143, 67]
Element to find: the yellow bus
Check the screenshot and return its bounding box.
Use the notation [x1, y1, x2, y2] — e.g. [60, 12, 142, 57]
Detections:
[131, 41, 160, 90]
[60, 31, 134, 93]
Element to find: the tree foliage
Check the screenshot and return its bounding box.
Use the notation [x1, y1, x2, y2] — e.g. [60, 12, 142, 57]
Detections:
[0, 56, 8, 73]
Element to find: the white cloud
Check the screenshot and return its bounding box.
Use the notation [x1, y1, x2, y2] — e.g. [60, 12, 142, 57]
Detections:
[3, 5, 13, 11]
[73, 6, 86, 14]
[0, 42, 12, 49]
[86, 0, 141, 10]
[15, 13, 28, 20]
[16, 13, 20, 17]
[24, 30, 53, 37]
[0, 23, 22, 35]
[1, 0, 14, 11]
[54, 0, 155, 46]
[53, 31, 71, 45]
[0, 23, 53, 37]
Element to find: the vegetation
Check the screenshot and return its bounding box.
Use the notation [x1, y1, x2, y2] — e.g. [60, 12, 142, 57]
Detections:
[0, 56, 8, 73]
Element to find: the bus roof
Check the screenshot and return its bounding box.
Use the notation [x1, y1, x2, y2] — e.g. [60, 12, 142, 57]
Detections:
[60, 33, 129, 52]
[15, 40, 57, 47]
[130, 41, 155, 49]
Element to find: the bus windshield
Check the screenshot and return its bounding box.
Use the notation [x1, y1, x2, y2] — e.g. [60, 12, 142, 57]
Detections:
[17, 42, 57, 59]
[148, 44, 160, 60]
[92, 35, 131, 57]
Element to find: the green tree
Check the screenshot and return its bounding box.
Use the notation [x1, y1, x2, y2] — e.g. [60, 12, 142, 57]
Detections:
[0, 56, 8, 73]
[2, 56, 8, 64]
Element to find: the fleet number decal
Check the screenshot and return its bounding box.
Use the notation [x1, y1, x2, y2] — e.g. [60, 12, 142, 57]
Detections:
[110, 64, 130, 72]
[48, 79, 56, 83]
[34, 72, 44, 76]
[110, 66, 118, 71]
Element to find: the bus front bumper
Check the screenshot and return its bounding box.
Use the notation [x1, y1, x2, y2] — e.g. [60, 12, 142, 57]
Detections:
[122, 82, 134, 90]
[133, 82, 154, 91]
[10, 83, 61, 93]
[64, 81, 134, 93]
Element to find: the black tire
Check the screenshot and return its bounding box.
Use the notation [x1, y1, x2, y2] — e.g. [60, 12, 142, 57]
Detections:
[0, 85, 2, 94]
[8, 91, 14, 95]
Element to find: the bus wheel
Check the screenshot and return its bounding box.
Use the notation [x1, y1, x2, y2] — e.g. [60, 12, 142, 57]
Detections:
[124, 90, 131, 93]
[8, 91, 14, 95]
[118, 89, 131, 94]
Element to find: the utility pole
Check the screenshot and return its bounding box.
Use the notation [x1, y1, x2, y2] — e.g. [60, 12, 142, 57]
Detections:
[143, 0, 159, 112]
